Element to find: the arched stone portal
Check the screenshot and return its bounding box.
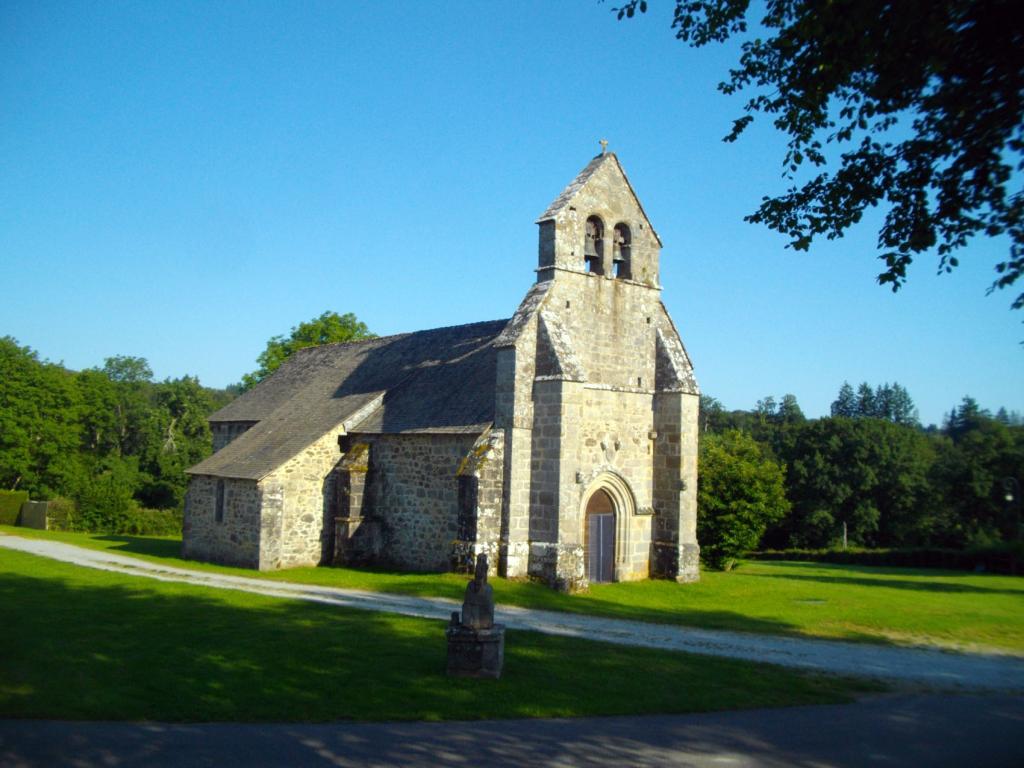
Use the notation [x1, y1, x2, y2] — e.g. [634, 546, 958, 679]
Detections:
[584, 488, 615, 583]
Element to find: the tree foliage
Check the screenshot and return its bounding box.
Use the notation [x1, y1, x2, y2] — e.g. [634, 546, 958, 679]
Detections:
[241, 311, 374, 390]
[831, 381, 918, 424]
[770, 417, 936, 548]
[697, 429, 790, 567]
[702, 384, 1021, 553]
[0, 338, 232, 527]
[616, 0, 1024, 310]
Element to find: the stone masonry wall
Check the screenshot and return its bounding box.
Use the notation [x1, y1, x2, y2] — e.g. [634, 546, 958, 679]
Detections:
[182, 474, 262, 568]
[259, 426, 345, 570]
[494, 307, 539, 578]
[356, 432, 479, 571]
[538, 157, 662, 288]
[652, 391, 701, 581]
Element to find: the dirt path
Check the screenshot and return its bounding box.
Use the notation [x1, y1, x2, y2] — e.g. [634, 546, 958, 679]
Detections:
[3, 533, 1023, 691]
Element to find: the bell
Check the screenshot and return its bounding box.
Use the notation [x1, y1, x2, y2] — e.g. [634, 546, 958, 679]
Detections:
[584, 236, 598, 258]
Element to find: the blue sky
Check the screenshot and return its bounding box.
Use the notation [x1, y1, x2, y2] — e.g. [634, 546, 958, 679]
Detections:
[2, 1, 1021, 426]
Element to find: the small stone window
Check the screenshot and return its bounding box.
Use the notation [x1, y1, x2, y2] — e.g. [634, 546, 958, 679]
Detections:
[613, 223, 632, 280]
[457, 475, 478, 541]
[215, 479, 225, 523]
[584, 216, 605, 274]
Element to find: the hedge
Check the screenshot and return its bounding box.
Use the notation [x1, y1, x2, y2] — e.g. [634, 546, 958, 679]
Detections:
[750, 544, 1024, 575]
[0, 490, 29, 525]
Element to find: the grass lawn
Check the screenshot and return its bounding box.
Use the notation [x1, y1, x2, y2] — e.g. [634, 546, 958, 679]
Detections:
[0, 547, 878, 722]
[4, 526, 1024, 654]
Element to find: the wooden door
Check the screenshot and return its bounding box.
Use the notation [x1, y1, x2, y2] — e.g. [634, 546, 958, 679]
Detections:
[585, 489, 615, 582]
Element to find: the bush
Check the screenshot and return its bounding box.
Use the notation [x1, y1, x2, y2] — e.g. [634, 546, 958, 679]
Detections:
[0, 490, 30, 525]
[45, 497, 77, 531]
[121, 507, 182, 537]
[698, 430, 790, 569]
[750, 543, 1024, 575]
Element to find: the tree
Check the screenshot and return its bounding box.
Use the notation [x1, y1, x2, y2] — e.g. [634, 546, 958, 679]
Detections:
[775, 393, 804, 424]
[699, 394, 725, 433]
[616, 1, 1024, 311]
[931, 412, 1024, 545]
[0, 337, 83, 497]
[856, 382, 876, 419]
[240, 311, 374, 390]
[697, 429, 790, 568]
[769, 417, 935, 548]
[830, 382, 857, 418]
[886, 383, 919, 427]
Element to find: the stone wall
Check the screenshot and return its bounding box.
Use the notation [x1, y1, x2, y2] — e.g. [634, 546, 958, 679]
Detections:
[259, 425, 344, 570]
[495, 153, 700, 589]
[451, 428, 505, 575]
[538, 157, 662, 288]
[182, 474, 262, 568]
[354, 432, 479, 571]
[493, 290, 542, 578]
[652, 391, 701, 581]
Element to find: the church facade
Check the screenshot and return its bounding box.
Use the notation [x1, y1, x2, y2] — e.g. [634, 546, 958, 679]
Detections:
[183, 152, 700, 589]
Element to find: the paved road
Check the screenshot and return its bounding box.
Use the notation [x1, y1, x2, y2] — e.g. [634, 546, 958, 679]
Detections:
[2, 694, 1023, 767]
[3, 534, 1024, 690]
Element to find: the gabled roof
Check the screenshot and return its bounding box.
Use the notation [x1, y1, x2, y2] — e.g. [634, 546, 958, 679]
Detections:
[535, 152, 662, 246]
[188, 319, 508, 480]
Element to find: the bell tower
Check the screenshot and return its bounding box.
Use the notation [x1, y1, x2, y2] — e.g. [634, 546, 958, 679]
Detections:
[535, 151, 661, 288]
[491, 149, 700, 589]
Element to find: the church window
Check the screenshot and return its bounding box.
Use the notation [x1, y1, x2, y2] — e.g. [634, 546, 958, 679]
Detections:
[613, 223, 632, 279]
[584, 216, 605, 274]
[215, 479, 225, 523]
[457, 475, 478, 541]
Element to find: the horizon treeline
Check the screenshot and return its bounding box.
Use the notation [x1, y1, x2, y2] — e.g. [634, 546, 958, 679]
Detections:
[0, 336, 235, 529]
[700, 383, 1024, 555]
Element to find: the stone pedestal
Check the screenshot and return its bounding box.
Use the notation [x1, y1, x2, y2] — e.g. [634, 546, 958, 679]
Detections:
[445, 621, 505, 679]
[445, 553, 505, 679]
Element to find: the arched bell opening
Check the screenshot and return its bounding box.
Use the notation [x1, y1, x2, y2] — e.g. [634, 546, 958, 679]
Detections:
[584, 215, 605, 274]
[613, 223, 632, 279]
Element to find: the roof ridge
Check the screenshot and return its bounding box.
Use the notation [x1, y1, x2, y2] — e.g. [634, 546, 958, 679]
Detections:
[297, 317, 512, 356]
[536, 152, 615, 222]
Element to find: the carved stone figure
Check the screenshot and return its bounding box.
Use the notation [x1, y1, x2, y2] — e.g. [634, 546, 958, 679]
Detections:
[446, 553, 505, 678]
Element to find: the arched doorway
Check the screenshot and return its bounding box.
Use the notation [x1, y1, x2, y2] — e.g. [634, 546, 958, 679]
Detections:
[585, 489, 616, 583]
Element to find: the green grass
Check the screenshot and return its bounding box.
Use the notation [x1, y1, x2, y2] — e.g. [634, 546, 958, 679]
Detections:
[5, 525, 1024, 653]
[0, 547, 877, 722]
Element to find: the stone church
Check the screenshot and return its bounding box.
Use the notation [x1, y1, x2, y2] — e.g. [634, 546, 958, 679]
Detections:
[183, 152, 700, 590]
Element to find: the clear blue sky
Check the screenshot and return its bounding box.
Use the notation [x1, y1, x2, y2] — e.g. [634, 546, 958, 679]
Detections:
[2, 1, 1021, 426]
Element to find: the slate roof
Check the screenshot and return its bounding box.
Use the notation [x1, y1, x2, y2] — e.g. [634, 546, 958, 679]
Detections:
[187, 319, 509, 480]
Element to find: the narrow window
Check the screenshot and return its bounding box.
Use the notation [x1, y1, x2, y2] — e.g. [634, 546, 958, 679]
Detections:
[215, 479, 225, 523]
[613, 223, 632, 279]
[457, 475, 478, 542]
[584, 216, 605, 274]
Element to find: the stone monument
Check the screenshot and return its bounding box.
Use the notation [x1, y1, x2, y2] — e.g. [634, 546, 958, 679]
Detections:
[446, 553, 505, 678]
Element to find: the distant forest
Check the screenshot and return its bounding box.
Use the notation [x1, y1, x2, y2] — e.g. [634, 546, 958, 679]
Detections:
[699, 385, 1024, 565]
[0, 336, 236, 531]
[1, 334, 1022, 558]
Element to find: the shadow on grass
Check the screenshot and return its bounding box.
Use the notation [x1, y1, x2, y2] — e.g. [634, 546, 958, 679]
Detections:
[748, 571, 1024, 597]
[0, 556, 870, 723]
[94, 535, 183, 560]
[76, 539, 879, 642]
[750, 559, 1024, 582]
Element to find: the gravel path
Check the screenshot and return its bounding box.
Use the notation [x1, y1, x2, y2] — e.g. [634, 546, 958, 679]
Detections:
[3, 534, 1023, 691]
